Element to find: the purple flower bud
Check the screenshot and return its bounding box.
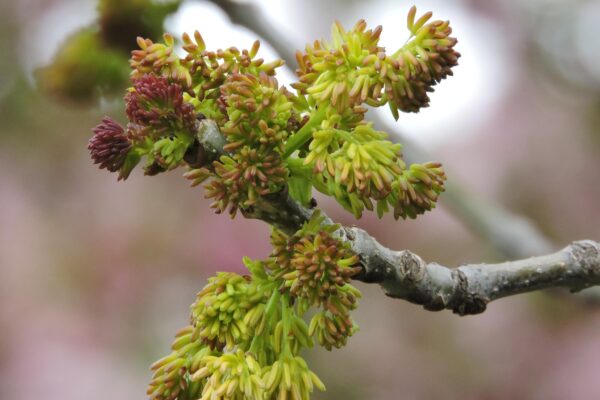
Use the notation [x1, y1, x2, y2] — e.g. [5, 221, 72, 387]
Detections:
[89, 117, 132, 173]
[125, 74, 196, 136]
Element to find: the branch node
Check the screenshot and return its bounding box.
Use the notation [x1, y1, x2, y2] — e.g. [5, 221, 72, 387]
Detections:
[568, 240, 600, 292]
[397, 250, 425, 282]
[450, 269, 489, 316]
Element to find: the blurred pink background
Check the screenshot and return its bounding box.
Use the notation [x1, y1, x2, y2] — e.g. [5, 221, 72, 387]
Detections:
[1, 0, 600, 399]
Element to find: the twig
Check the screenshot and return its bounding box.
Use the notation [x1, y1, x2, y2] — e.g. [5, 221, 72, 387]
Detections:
[374, 119, 555, 260]
[207, 0, 297, 66]
[348, 231, 599, 315]
[196, 119, 600, 315]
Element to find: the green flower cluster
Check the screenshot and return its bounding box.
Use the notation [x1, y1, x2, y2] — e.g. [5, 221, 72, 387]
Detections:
[90, 31, 293, 200]
[148, 213, 359, 400]
[268, 212, 362, 350]
[91, 6, 457, 221]
[303, 122, 446, 218]
[262, 354, 325, 399]
[147, 325, 211, 400]
[293, 6, 460, 119]
[386, 7, 460, 117]
[269, 212, 361, 306]
[190, 272, 266, 350]
[202, 72, 294, 216]
[131, 34, 193, 88]
[292, 19, 384, 112]
[202, 147, 287, 216]
[282, 7, 456, 219]
[193, 350, 264, 399]
[220, 73, 293, 151]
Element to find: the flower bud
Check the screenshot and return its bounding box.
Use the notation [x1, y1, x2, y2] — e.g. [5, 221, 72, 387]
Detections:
[89, 117, 132, 173]
[125, 73, 196, 137]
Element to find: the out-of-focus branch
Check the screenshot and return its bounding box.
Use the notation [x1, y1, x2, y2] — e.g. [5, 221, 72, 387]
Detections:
[197, 119, 600, 315]
[374, 118, 555, 260]
[207, 0, 297, 66]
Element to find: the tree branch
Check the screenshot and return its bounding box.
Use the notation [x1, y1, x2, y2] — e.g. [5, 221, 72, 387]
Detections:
[196, 119, 600, 315]
[347, 229, 600, 315]
[373, 118, 555, 260]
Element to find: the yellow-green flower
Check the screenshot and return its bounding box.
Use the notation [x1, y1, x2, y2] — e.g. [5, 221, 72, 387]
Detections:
[205, 147, 288, 217]
[131, 33, 192, 88]
[147, 326, 212, 400]
[390, 161, 447, 219]
[263, 355, 326, 400]
[192, 350, 264, 400]
[383, 6, 461, 118]
[308, 310, 357, 350]
[220, 73, 293, 149]
[293, 19, 384, 112]
[190, 273, 266, 350]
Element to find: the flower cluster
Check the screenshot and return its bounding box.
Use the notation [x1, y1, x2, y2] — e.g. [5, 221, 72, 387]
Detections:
[269, 213, 361, 306]
[193, 350, 264, 400]
[204, 149, 288, 216]
[89, 72, 199, 178]
[125, 73, 196, 137]
[200, 72, 295, 216]
[293, 6, 459, 119]
[384, 7, 461, 117]
[305, 124, 402, 212]
[181, 31, 283, 93]
[268, 212, 362, 350]
[91, 7, 456, 221]
[147, 325, 210, 400]
[302, 123, 447, 218]
[220, 73, 293, 152]
[146, 213, 361, 399]
[127, 29, 295, 215]
[391, 161, 447, 219]
[262, 354, 326, 399]
[88, 117, 132, 174]
[131, 34, 193, 88]
[293, 19, 384, 112]
[309, 310, 356, 351]
[88, 8, 461, 399]
[189, 272, 266, 350]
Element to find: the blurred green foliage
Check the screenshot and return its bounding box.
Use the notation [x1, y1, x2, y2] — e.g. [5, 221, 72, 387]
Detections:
[36, 0, 181, 103]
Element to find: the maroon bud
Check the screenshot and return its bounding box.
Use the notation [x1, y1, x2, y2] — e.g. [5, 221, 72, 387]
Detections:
[88, 117, 131, 172]
[125, 74, 196, 135]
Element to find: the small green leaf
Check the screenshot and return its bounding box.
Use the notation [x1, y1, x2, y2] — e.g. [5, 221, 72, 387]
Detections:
[288, 173, 313, 206]
[118, 151, 141, 180]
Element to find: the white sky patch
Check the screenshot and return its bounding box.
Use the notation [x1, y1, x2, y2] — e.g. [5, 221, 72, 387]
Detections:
[165, 1, 297, 86]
